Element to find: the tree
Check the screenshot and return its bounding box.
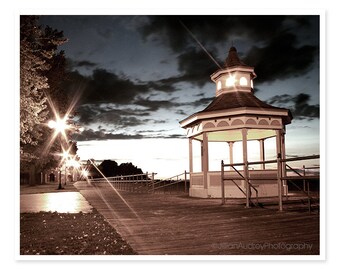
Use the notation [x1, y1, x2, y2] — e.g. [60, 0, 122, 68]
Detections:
[118, 162, 143, 176]
[86, 159, 101, 179]
[98, 160, 119, 177]
[20, 16, 70, 182]
[20, 16, 49, 155]
[94, 160, 143, 178]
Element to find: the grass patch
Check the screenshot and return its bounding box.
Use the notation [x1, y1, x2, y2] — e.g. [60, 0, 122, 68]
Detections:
[20, 209, 137, 255]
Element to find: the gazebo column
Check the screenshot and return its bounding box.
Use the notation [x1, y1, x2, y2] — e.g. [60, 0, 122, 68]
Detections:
[259, 139, 265, 170]
[188, 138, 193, 174]
[202, 132, 209, 189]
[276, 129, 283, 211]
[281, 130, 288, 196]
[281, 130, 287, 176]
[228, 142, 234, 171]
[242, 128, 250, 208]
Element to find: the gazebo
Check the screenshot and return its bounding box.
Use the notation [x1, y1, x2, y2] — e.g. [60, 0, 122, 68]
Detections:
[180, 46, 292, 199]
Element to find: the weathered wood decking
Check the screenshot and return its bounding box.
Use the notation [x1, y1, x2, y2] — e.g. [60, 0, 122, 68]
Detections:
[74, 181, 319, 255]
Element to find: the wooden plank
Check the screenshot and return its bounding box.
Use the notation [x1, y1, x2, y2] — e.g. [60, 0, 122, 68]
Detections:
[74, 181, 320, 255]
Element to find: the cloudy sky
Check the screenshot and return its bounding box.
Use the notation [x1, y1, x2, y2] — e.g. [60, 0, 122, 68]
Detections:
[38, 15, 320, 176]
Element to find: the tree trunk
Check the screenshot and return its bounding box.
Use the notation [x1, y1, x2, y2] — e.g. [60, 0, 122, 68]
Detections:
[29, 165, 36, 186]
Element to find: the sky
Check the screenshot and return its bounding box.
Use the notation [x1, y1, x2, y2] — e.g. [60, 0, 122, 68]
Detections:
[38, 15, 321, 177]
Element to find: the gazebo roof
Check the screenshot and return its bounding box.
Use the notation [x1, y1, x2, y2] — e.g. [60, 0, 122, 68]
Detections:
[224, 46, 248, 68]
[180, 91, 293, 128]
[202, 91, 278, 112]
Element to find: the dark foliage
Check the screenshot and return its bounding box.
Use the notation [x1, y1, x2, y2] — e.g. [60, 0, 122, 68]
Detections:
[88, 160, 143, 178]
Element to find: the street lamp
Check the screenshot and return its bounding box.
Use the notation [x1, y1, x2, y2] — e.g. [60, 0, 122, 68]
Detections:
[48, 116, 69, 190]
[48, 116, 69, 140]
[66, 158, 81, 182]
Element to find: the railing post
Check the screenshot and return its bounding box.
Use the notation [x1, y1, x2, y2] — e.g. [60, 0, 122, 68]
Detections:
[307, 179, 311, 213]
[303, 165, 306, 192]
[221, 160, 225, 205]
[277, 154, 283, 211]
[285, 164, 289, 201]
[245, 161, 250, 208]
[151, 172, 155, 193]
[184, 170, 187, 193]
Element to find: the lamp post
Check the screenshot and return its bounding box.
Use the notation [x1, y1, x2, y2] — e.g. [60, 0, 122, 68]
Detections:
[62, 150, 69, 186]
[58, 167, 63, 190]
[48, 117, 69, 190]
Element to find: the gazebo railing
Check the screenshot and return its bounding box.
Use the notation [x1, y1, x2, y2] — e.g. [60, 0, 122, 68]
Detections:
[89, 171, 190, 194]
[227, 165, 259, 206]
[221, 155, 320, 211]
[89, 172, 155, 193]
[282, 158, 320, 213]
[152, 171, 189, 194]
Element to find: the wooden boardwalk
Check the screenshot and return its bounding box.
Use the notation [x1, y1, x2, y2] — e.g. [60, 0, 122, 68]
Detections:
[74, 181, 319, 255]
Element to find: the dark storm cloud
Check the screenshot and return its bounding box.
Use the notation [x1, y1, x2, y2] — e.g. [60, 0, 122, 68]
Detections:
[293, 93, 319, 119]
[76, 104, 150, 127]
[141, 15, 289, 53]
[176, 47, 219, 87]
[74, 92, 212, 131]
[146, 134, 186, 139]
[74, 128, 144, 141]
[267, 93, 319, 119]
[134, 97, 180, 111]
[145, 80, 178, 92]
[67, 65, 215, 129]
[73, 60, 97, 67]
[266, 94, 293, 105]
[140, 15, 319, 85]
[244, 33, 318, 83]
[66, 68, 179, 109]
[65, 59, 98, 76]
[81, 68, 151, 104]
[133, 95, 214, 114]
[143, 47, 219, 89]
[175, 109, 187, 116]
[74, 128, 185, 141]
[190, 97, 214, 107]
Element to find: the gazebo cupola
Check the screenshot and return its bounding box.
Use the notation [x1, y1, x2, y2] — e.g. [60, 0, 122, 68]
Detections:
[211, 46, 257, 96]
[180, 46, 292, 199]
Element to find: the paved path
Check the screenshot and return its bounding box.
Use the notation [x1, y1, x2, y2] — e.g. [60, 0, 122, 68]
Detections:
[74, 181, 320, 255]
[20, 192, 93, 213]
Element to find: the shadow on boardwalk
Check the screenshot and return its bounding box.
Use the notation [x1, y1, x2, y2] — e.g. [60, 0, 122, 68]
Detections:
[74, 181, 319, 255]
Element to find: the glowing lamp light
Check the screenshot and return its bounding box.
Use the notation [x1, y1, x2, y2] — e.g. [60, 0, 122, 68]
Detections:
[226, 75, 236, 87]
[67, 158, 80, 168]
[47, 120, 57, 129]
[240, 77, 248, 86]
[62, 150, 69, 160]
[81, 169, 89, 178]
[48, 117, 68, 133]
[217, 81, 222, 90]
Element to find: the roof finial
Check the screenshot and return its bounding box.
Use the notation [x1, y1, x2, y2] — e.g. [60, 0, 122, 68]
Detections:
[225, 44, 247, 67]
